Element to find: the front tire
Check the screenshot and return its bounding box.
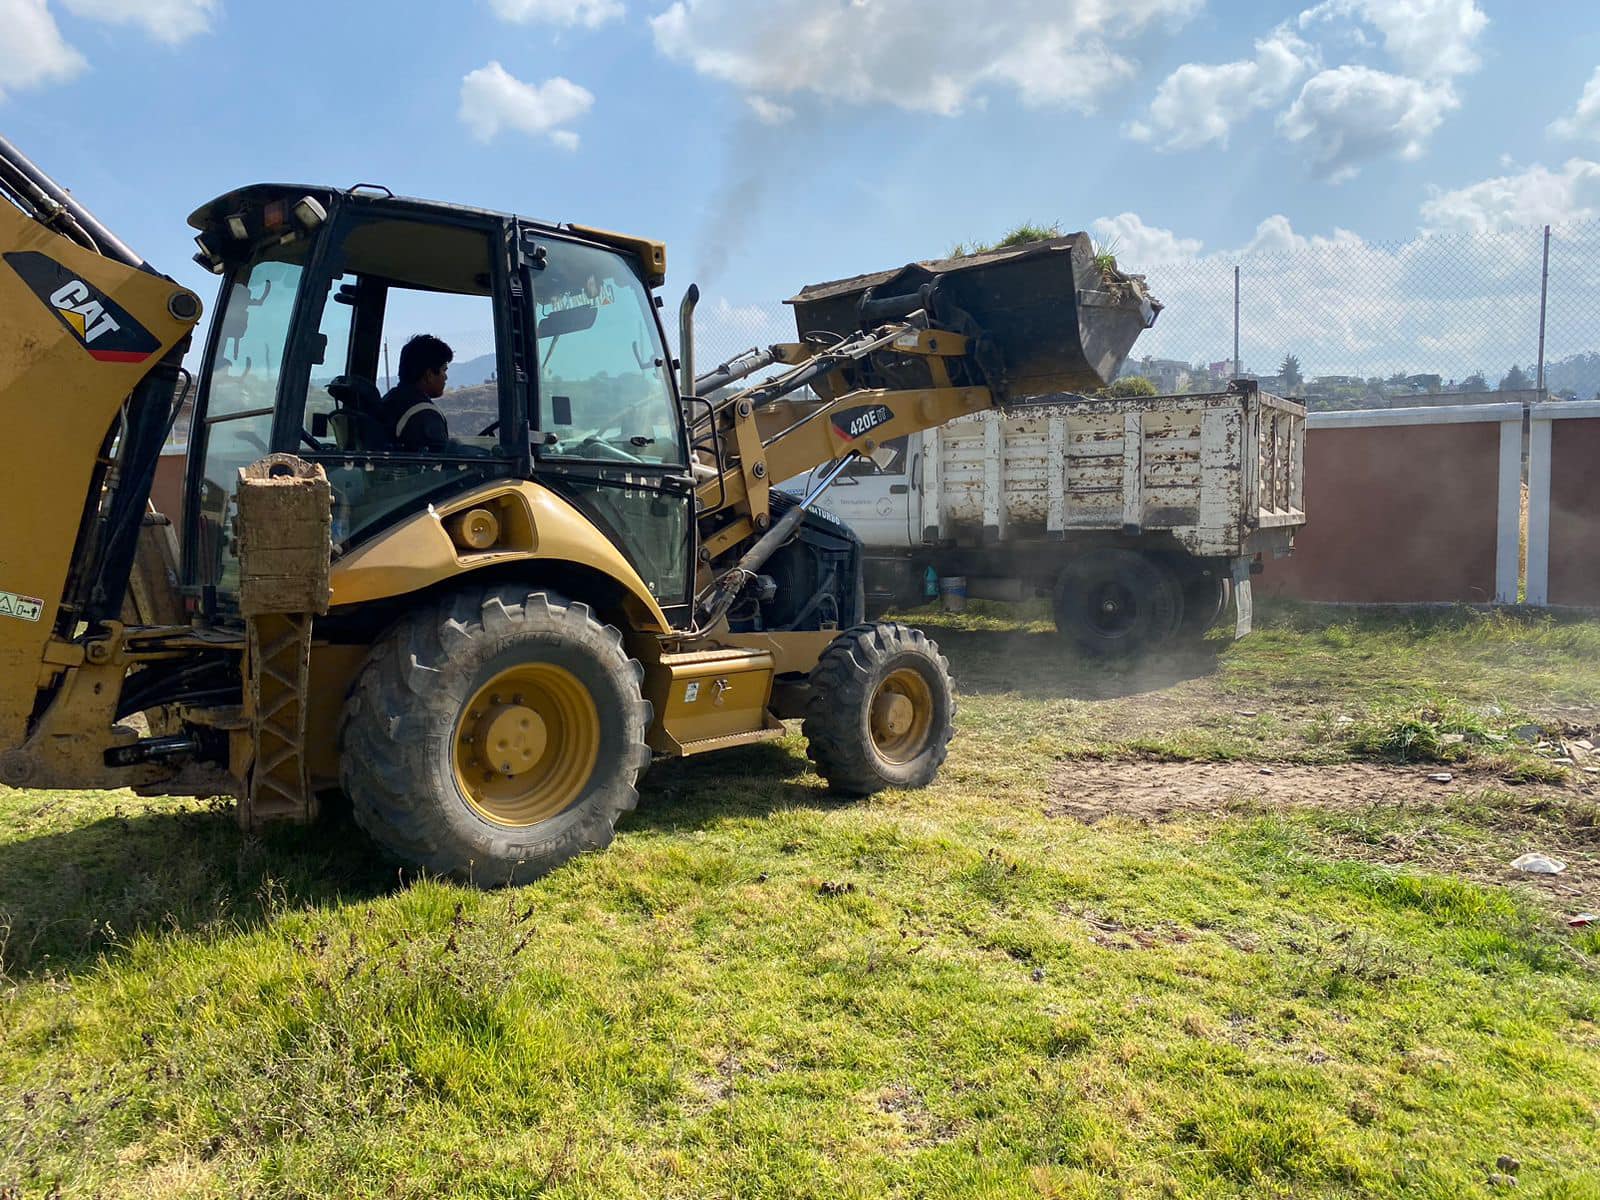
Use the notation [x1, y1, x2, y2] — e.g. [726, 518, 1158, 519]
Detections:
[339, 586, 652, 887]
[802, 623, 955, 796]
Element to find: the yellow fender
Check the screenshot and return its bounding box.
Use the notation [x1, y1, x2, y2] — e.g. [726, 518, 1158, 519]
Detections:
[327, 480, 673, 632]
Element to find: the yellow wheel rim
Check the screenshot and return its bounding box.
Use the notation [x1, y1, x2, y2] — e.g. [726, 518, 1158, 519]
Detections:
[869, 666, 936, 764]
[452, 663, 600, 826]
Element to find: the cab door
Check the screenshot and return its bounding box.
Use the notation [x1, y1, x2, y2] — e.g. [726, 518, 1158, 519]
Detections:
[523, 230, 695, 624]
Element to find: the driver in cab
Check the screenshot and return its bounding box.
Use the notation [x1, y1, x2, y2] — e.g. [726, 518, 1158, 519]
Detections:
[380, 334, 453, 450]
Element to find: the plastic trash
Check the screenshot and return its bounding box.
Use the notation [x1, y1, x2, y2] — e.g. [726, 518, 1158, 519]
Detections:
[1509, 853, 1566, 875]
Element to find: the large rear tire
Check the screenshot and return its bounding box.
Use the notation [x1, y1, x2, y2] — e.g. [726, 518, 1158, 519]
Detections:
[1051, 548, 1183, 659]
[802, 623, 955, 796]
[339, 586, 652, 887]
[1179, 572, 1230, 640]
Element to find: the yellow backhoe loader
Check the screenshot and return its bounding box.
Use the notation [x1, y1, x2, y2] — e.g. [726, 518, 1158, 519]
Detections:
[0, 136, 1156, 884]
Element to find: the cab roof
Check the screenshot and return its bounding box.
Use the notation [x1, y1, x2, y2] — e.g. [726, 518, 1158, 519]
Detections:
[187, 184, 668, 286]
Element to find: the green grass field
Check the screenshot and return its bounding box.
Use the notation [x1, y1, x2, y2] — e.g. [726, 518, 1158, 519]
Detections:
[1, 603, 1597, 1198]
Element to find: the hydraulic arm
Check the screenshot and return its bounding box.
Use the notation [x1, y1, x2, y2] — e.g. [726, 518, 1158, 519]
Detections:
[683, 233, 1159, 632]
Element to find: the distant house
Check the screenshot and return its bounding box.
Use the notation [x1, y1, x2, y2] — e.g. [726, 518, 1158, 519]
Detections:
[1124, 356, 1194, 393]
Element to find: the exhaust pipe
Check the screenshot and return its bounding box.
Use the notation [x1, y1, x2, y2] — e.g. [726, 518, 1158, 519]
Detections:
[678, 283, 699, 398]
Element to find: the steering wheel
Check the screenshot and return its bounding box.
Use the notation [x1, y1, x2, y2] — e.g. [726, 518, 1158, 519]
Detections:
[477, 419, 500, 437]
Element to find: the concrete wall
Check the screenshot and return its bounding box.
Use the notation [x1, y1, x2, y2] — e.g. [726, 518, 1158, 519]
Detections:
[1528, 401, 1600, 606]
[1257, 405, 1521, 605]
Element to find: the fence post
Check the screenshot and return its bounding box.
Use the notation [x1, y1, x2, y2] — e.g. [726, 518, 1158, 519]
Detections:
[1525, 411, 1553, 606]
[1232, 265, 1240, 379]
[1536, 225, 1551, 395]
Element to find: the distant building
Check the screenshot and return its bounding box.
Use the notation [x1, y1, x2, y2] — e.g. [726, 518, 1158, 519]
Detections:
[1125, 356, 1194, 393]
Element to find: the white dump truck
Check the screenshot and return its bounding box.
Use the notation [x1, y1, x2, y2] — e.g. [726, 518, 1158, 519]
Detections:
[799, 381, 1307, 656]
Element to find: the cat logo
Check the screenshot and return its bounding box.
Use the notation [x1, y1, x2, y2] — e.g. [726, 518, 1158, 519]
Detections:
[3, 250, 161, 364]
[49, 279, 121, 344]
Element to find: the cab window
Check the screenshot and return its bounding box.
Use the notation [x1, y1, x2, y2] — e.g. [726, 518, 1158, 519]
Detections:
[534, 239, 683, 466]
[298, 216, 510, 549]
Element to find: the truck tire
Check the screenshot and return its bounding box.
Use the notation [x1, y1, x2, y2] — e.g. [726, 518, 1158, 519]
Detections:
[802, 622, 955, 796]
[339, 586, 653, 887]
[1052, 549, 1183, 659]
[1180, 573, 1230, 640]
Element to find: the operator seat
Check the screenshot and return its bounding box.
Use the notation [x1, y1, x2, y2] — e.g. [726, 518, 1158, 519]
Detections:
[325, 376, 387, 452]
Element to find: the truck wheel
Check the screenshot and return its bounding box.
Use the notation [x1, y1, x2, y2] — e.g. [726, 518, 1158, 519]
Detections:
[802, 623, 955, 796]
[339, 586, 652, 887]
[1052, 549, 1183, 659]
[1180, 573, 1230, 639]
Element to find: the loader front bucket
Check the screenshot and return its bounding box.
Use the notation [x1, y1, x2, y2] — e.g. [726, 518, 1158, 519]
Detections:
[788, 234, 1160, 399]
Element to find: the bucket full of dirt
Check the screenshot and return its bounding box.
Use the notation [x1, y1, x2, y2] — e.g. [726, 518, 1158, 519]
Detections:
[787, 234, 1160, 399]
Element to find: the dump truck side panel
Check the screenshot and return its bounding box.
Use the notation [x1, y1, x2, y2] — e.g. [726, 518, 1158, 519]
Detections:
[917, 390, 1304, 556]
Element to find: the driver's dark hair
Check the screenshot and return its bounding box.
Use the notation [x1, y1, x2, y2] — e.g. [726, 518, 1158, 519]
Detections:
[398, 334, 453, 385]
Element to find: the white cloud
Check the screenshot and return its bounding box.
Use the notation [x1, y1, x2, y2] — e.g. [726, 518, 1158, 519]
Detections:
[1420, 159, 1600, 233]
[746, 95, 794, 126]
[713, 297, 774, 332]
[458, 62, 594, 146]
[488, 0, 623, 28]
[1298, 0, 1487, 80]
[1278, 65, 1456, 182]
[1241, 213, 1369, 254]
[60, 0, 218, 45]
[650, 0, 1201, 116]
[1550, 67, 1600, 143]
[1085, 210, 1564, 385]
[1090, 213, 1203, 265]
[0, 0, 86, 101]
[1129, 26, 1315, 150]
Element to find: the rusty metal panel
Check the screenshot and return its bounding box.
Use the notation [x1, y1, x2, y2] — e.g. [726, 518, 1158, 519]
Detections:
[924, 390, 1304, 553]
[1046, 415, 1067, 533]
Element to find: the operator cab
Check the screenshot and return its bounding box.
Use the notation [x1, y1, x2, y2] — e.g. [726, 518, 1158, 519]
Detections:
[182, 184, 693, 622]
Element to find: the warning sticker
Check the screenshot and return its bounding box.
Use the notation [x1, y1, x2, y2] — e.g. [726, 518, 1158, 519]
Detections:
[0, 591, 44, 622]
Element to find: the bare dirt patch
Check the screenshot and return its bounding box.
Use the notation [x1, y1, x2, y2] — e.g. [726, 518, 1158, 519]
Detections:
[1048, 760, 1600, 912]
[1047, 760, 1497, 824]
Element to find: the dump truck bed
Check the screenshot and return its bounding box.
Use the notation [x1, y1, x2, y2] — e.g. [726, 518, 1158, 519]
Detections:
[917, 387, 1306, 557]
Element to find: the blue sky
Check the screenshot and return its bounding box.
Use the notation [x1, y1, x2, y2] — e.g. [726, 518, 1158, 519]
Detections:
[4, 0, 1599, 376]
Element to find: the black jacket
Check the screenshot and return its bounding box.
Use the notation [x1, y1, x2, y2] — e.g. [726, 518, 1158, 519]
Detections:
[378, 381, 449, 450]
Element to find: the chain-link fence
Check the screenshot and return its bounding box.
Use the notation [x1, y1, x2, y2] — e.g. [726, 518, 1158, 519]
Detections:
[685, 222, 1600, 411]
